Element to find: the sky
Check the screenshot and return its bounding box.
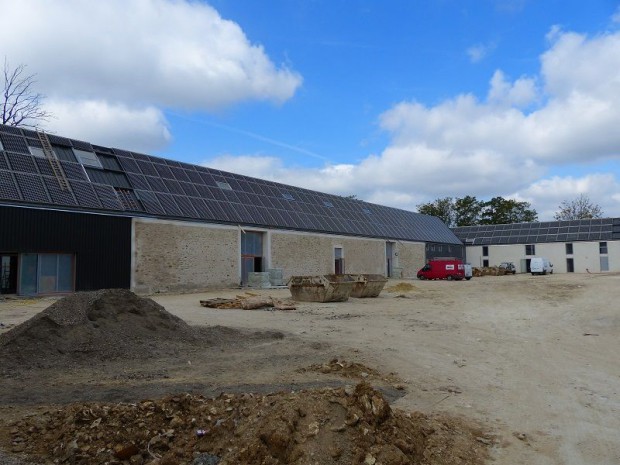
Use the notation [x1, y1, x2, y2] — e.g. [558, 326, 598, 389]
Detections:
[2, 0, 620, 220]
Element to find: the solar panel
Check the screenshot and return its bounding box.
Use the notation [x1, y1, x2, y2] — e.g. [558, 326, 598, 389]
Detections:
[136, 160, 158, 176]
[0, 153, 8, 170]
[0, 134, 29, 154]
[70, 139, 93, 151]
[14, 173, 50, 203]
[155, 193, 182, 217]
[126, 172, 151, 191]
[179, 181, 199, 197]
[145, 175, 169, 193]
[60, 161, 88, 180]
[187, 197, 214, 220]
[173, 195, 199, 218]
[34, 158, 56, 177]
[0, 125, 23, 135]
[93, 184, 123, 210]
[170, 166, 191, 182]
[6, 152, 37, 173]
[70, 180, 103, 209]
[43, 176, 77, 206]
[0, 170, 21, 200]
[153, 163, 174, 179]
[135, 190, 165, 215]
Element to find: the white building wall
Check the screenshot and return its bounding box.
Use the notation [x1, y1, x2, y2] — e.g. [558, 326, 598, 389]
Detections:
[465, 240, 619, 274]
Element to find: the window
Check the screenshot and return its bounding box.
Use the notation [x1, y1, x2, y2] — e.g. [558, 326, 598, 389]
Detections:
[525, 244, 535, 255]
[29, 146, 47, 158]
[482, 246, 489, 257]
[215, 181, 232, 190]
[74, 149, 103, 168]
[600, 242, 608, 254]
[566, 243, 573, 255]
[19, 253, 74, 295]
[483, 259, 489, 267]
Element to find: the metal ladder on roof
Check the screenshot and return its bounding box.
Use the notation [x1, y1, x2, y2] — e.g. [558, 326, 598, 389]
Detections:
[37, 130, 71, 191]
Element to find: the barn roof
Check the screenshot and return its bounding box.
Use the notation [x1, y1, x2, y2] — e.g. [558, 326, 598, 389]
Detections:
[0, 123, 461, 245]
[452, 218, 620, 245]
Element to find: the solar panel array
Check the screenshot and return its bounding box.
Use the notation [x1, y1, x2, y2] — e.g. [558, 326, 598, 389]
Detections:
[452, 218, 620, 245]
[0, 124, 461, 245]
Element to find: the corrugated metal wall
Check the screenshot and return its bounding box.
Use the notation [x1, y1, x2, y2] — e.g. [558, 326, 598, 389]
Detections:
[0, 206, 131, 291]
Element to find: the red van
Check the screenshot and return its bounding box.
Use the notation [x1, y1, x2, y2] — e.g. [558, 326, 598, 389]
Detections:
[417, 258, 465, 281]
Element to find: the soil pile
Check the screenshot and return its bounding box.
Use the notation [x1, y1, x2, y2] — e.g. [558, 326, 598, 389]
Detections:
[384, 283, 418, 293]
[0, 289, 216, 370]
[6, 383, 490, 465]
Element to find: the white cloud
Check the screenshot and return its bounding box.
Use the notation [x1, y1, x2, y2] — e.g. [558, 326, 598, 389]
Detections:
[466, 44, 488, 63]
[203, 23, 620, 219]
[44, 99, 171, 152]
[1, 0, 302, 150]
[517, 174, 620, 220]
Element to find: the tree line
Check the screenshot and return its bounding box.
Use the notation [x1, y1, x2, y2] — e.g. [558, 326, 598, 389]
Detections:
[417, 194, 603, 227]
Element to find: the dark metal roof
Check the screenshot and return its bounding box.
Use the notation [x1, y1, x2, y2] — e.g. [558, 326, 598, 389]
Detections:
[0, 123, 462, 245]
[452, 218, 620, 245]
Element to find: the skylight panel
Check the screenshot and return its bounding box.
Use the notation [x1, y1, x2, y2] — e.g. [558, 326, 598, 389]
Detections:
[215, 180, 232, 190]
[73, 149, 103, 168]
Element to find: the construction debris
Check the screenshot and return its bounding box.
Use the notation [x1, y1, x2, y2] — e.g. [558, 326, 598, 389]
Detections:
[472, 267, 515, 277]
[199, 295, 296, 311]
[6, 383, 491, 465]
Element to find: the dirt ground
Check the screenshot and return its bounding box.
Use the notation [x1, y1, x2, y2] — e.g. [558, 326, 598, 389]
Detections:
[1, 273, 619, 464]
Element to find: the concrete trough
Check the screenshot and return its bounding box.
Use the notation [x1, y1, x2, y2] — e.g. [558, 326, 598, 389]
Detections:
[287, 274, 355, 302]
[348, 274, 388, 298]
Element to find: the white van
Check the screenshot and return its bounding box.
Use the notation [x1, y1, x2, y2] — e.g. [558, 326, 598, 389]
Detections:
[530, 257, 553, 275]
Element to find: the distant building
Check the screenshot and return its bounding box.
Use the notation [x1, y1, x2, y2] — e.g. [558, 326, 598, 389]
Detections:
[452, 219, 620, 273]
[0, 123, 462, 295]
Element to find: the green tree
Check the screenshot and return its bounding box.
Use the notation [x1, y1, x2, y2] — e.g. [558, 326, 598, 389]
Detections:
[554, 194, 603, 220]
[480, 197, 538, 225]
[417, 197, 454, 226]
[453, 195, 483, 226]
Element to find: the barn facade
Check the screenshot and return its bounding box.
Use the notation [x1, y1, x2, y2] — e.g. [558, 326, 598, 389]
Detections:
[452, 219, 620, 273]
[0, 123, 463, 295]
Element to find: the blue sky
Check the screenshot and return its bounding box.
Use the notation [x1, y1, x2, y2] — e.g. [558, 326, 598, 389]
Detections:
[3, 0, 620, 219]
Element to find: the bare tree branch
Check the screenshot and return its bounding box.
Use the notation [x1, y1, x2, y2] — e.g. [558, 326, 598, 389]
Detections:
[2, 58, 53, 129]
[554, 194, 603, 220]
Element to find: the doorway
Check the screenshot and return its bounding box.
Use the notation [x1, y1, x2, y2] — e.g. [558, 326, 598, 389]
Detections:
[566, 258, 574, 273]
[241, 231, 264, 285]
[1, 254, 18, 294]
[334, 247, 345, 275]
[386, 242, 394, 277]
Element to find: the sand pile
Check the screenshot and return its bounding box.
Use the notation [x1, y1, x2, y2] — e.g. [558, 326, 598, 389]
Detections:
[0, 289, 207, 369]
[6, 383, 490, 465]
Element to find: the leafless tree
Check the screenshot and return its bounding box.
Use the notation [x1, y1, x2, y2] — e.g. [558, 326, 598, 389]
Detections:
[554, 194, 603, 220]
[2, 58, 52, 128]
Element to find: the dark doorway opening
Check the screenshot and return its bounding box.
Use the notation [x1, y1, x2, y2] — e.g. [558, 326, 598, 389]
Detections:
[566, 258, 574, 273]
[1, 254, 18, 294]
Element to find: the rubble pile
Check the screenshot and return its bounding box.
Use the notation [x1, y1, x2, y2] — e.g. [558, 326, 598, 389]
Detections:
[7, 383, 490, 465]
[297, 358, 404, 388]
[0, 289, 223, 370]
[472, 267, 512, 277]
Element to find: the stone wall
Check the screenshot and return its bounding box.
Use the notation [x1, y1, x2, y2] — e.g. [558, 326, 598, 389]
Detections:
[132, 219, 239, 293]
[270, 231, 425, 280]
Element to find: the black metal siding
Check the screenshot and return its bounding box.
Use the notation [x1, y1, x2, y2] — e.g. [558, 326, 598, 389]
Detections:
[0, 205, 131, 291]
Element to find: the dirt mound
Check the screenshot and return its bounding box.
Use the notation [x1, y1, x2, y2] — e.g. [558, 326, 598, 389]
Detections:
[385, 282, 418, 293]
[0, 289, 214, 369]
[6, 383, 490, 465]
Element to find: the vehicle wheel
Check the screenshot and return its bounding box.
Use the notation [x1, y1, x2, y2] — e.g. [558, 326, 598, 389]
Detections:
[531, 272, 535, 275]
[542, 270, 546, 275]
[418, 276, 425, 280]
[465, 277, 472, 280]
[447, 275, 453, 281]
